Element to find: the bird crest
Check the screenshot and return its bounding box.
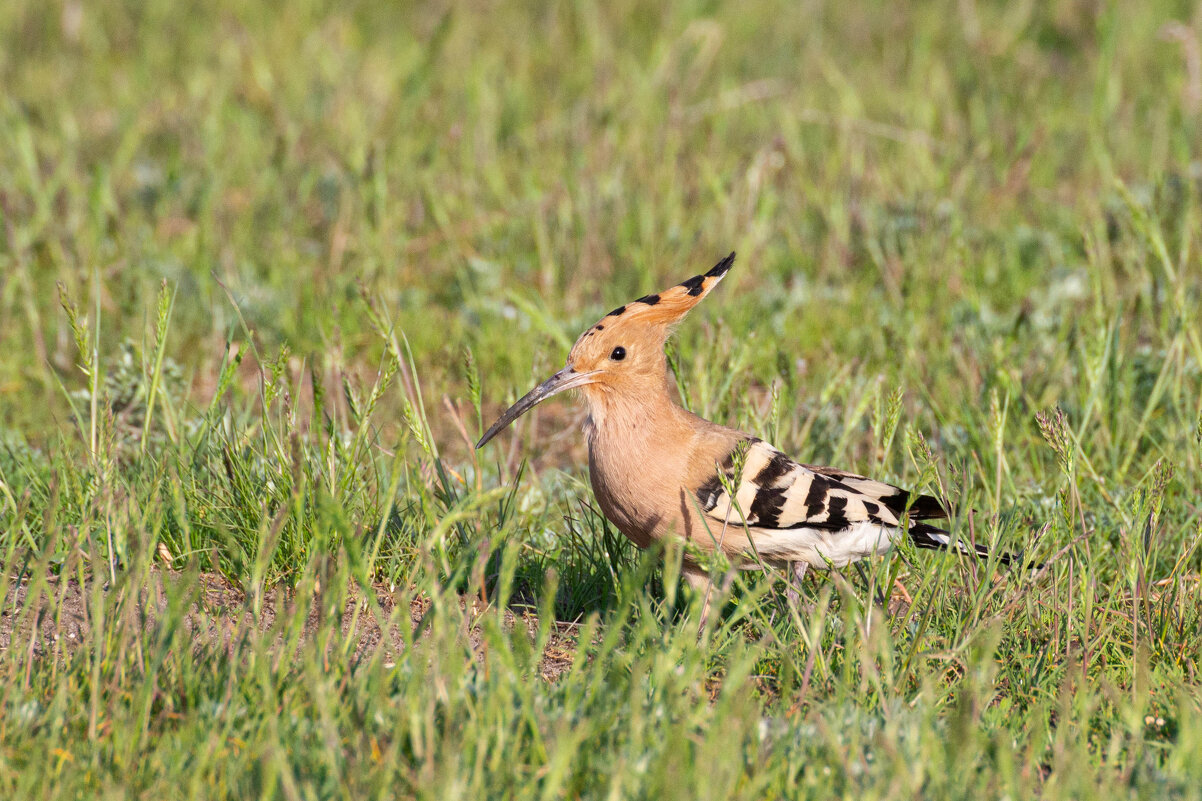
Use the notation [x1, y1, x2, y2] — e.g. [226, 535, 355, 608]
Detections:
[566, 251, 736, 366]
[593, 251, 735, 332]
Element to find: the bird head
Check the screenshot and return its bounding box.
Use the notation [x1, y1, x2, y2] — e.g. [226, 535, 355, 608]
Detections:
[476, 252, 735, 448]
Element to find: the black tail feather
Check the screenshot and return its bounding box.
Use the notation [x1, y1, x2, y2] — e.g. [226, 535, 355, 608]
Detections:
[908, 522, 1040, 569]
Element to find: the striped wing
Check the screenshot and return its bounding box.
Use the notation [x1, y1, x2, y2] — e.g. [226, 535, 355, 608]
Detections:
[695, 438, 946, 533]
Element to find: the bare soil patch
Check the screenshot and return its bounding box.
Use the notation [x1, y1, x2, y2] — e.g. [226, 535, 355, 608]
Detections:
[0, 570, 582, 681]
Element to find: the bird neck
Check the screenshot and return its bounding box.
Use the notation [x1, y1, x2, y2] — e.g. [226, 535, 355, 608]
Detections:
[581, 369, 693, 446]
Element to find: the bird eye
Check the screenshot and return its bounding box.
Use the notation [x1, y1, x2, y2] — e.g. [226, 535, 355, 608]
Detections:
[610, 346, 626, 361]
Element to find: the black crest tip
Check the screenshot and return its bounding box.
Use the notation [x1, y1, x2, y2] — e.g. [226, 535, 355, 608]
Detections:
[706, 252, 736, 278]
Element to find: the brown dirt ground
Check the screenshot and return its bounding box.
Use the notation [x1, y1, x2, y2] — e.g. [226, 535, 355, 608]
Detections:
[0, 570, 583, 681]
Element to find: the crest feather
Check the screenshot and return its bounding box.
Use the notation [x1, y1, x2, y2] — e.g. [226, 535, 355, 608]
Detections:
[605, 252, 735, 327]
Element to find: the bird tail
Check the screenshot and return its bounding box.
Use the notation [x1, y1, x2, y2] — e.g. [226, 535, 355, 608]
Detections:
[908, 522, 1037, 568]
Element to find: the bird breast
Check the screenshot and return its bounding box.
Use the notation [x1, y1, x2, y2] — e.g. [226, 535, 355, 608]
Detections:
[586, 430, 667, 549]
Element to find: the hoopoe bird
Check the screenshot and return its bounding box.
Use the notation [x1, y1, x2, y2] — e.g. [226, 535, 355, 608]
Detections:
[477, 253, 1021, 614]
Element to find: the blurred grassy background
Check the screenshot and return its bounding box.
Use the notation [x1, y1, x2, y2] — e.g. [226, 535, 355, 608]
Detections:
[3, 0, 1202, 797]
[4, 0, 1198, 445]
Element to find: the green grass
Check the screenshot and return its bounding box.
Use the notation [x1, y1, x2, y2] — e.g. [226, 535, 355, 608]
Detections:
[3, 0, 1202, 797]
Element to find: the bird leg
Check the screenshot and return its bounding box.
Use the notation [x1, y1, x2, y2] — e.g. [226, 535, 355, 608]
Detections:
[686, 568, 735, 636]
[852, 561, 888, 608]
[785, 561, 808, 611]
[684, 570, 714, 632]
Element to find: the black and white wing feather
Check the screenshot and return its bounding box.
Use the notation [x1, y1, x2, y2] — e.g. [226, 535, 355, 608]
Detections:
[695, 438, 1006, 566]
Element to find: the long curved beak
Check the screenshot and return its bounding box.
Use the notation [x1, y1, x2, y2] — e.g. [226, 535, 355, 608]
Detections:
[476, 367, 598, 449]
